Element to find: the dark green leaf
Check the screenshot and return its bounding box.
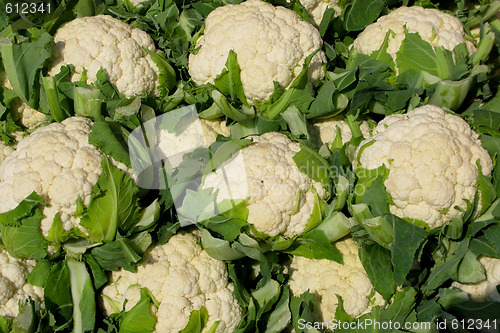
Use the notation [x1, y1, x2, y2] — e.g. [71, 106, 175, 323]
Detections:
[180, 307, 213, 333]
[27, 260, 52, 287]
[396, 33, 453, 80]
[44, 260, 73, 330]
[483, 224, 500, 255]
[359, 242, 396, 299]
[293, 143, 332, 198]
[306, 82, 347, 119]
[118, 289, 156, 333]
[91, 238, 142, 272]
[88, 118, 131, 167]
[290, 292, 316, 333]
[360, 175, 390, 216]
[286, 230, 343, 262]
[214, 50, 248, 106]
[83, 253, 108, 290]
[0, 193, 48, 259]
[343, 0, 384, 32]
[80, 158, 139, 243]
[391, 217, 428, 285]
[0, 32, 53, 106]
[423, 240, 470, 292]
[379, 288, 417, 323]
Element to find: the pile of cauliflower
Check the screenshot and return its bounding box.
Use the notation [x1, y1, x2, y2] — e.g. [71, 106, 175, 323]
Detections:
[0, 0, 498, 331]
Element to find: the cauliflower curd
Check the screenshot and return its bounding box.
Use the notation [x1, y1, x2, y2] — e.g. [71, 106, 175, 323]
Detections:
[353, 6, 476, 62]
[356, 105, 493, 229]
[202, 132, 327, 237]
[298, 0, 343, 26]
[311, 117, 371, 147]
[48, 15, 160, 98]
[157, 117, 230, 169]
[101, 231, 242, 333]
[289, 238, 384, 321]
[188, 0, 326, 104]
[0, 117, 111, 237]
[0, 247, 44, 318]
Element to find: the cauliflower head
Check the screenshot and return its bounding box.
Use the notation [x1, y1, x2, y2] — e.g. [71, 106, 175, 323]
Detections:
[10, 99, 49, 129]
[188, 0, 326, 104]
[157, 117, 229, 169]
[288, 238, 384, 321]
[311, 117, 371, 147]
[101, 231, 242, 333]
[352, 6, 476, 63]
[48, 15, 160, 98]
[0, 117, 112, 237]
[2, 71, 48, 129]
[355, 105, 493, 229]
[453, 256, 500, 302]
[297, 0, 343, 26]
[200, 118, 230, 143]
[202, 132, 327, 238]
[0, 247, 44, 318]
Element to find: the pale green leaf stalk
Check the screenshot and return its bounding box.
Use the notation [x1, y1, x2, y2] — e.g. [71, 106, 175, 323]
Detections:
[74, 86, 102, 118]
[280, 106, 311, 140]
[212, 90, 255, 121]
[428, 77, 474, 111]
[314, 211, 355, 243]
[471, 24, 496, 66]
[200, 228, 246, 261]
[67, 258, 96, 333]
[42, 76, 67, 122]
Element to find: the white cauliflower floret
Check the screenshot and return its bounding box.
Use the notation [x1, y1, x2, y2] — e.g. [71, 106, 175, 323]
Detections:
[128, 0, 146, 7]
[298, 0, 343, 26]
[311, 117, 371, 147]
[289, 238, 384, 321]
[352, 6, 476, 64]
[0, 141, 15, 167]
[355, 105, 493, 229]
[157, 117, 229, 169]
[202, 132, 327, 237]
[0, 117, 123, 237]
[0, 247, 44, 318]
[48, 15, 160, 98]
[200, 118, 230, 143]
[101, 231, 242, 333]
[453, 256, 500, 302]
[188, 0, 326, 104]
[10, 99, 49, 129]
